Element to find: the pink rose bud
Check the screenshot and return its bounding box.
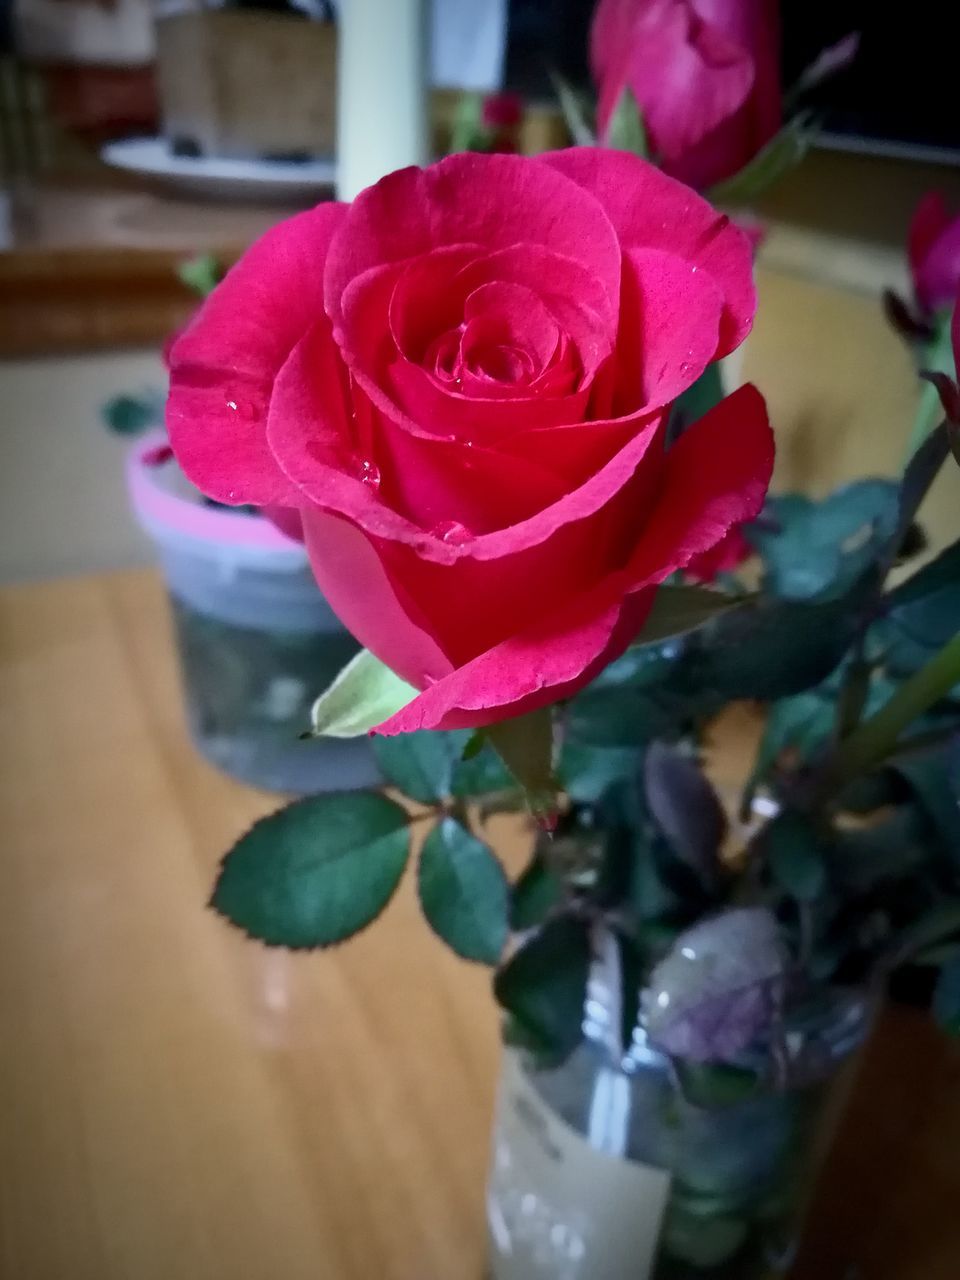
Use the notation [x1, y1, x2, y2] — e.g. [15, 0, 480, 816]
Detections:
[591, 0, 781, 190]
[481, 92, 523, 130]
[166, 151, 772, 735]
[909, 193, 960, 317]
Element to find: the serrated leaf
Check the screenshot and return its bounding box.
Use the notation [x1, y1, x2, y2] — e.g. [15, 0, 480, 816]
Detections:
[605, 85, 649, 156]
[494, 916, 591, 1059]
[644, 743, 726, 891]
[633, 584, 748, 646]
[933, 953, 960, 1035]
[211, 792, 410, 948]
[686, 572, 879, 701]
[709, 112, 814, 205]
[642, 908, 785, 1063]
[764, 812, 827, 902]
[417, 818, 508, 963]
[309, 649, 417, 738]
[510, 853, 562, 931]
[748, 480, 899, 602]
[373, 729, 470, 804]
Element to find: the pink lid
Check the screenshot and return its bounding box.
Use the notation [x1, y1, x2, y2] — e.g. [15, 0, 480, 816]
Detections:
[126, 431, 302, 555]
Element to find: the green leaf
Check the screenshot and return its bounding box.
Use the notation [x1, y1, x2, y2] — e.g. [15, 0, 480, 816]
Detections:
[708, 112, 815, 205]
[933, 953, 960, 1035]
[605, 85, 649, 156]
[211, 792, 410, 948]
[486, 706, 558, 815]
[644, 742, 726, 891]
[549, 69, 596, 146]
[510, 853, 562, 931]
[633, 584, 749, 646]
[177, 253, 223, 298]
[882, 537, 960, 679]
[748, 481, 899, 602]
[750, 690, 834, 786]
[559, 741, 644, 802]
[417, 817, 508, 963]
[309, 649, 417, 738]
[764, 812, 827, 902]
[373, 729, 469, 804]
[832, 805, 930, 892]
[102, 393, 162, 436]
[450, 741, 517, 798]
[448, 90, 486, 153]
[494, 916, 591, 1059]
[893, 750, 960, 858]
[685, 583, 874, 701]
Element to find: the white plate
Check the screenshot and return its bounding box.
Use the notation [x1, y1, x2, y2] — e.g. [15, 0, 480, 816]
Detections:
[101, 137, 337, 202]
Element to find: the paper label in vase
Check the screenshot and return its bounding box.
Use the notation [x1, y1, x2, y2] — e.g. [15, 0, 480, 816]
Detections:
[487, 1053, 671, 1280]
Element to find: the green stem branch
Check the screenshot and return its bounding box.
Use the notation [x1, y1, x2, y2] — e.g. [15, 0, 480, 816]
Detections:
[825, 629, 960, 793]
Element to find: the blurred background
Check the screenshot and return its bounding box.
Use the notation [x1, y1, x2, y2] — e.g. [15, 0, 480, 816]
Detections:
[1, 0, 958, 582]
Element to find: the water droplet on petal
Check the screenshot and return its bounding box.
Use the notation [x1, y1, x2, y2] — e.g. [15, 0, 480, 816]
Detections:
[690, 265, 698, 274]
[431, 519, 472, 545]
[226, 397, 257, 420]
[355, 458, 381, 488]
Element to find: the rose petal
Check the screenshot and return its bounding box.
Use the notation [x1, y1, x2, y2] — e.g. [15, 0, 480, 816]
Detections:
[269, 321, 667, 561]
[372, 385, 772, 732]
[540, 148, 755, 357]
[324, 152, 622, 336]
[909, 193, 951, 283]
[623, 383, 773, 582]
[166, 202, 346, 505]
[267, 321, 576, 536]
[915, 209, 960, 315]
[299, 509, 454, 689]
[616, 245, 724, 414]
[375, 586, 655, 733]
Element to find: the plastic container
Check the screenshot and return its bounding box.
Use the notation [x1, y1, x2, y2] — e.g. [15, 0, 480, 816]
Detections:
[128, 433, 380, 794]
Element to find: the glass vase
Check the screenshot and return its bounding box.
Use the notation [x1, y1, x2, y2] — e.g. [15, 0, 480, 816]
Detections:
[487, 950, 868, 1280]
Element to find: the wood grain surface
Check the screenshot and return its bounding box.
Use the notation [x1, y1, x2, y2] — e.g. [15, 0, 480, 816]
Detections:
[1, 568, 958, 1279]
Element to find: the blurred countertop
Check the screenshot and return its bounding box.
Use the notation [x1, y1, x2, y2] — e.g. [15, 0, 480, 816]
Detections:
[0, 173, 306, 356]
[1, 565, 959, 1278]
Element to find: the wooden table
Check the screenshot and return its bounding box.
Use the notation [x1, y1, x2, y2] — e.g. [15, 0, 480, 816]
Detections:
[1, 568, 958, 1280]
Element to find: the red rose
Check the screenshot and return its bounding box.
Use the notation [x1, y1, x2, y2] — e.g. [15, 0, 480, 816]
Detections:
[167, 149, 772, 734]
[685, 524, 751, 583]
[591, 0, 781, 190]
[909, 193, 960, 317]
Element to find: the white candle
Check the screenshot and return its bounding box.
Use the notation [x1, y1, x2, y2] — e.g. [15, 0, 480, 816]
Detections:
[335, 0, 429, 201]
